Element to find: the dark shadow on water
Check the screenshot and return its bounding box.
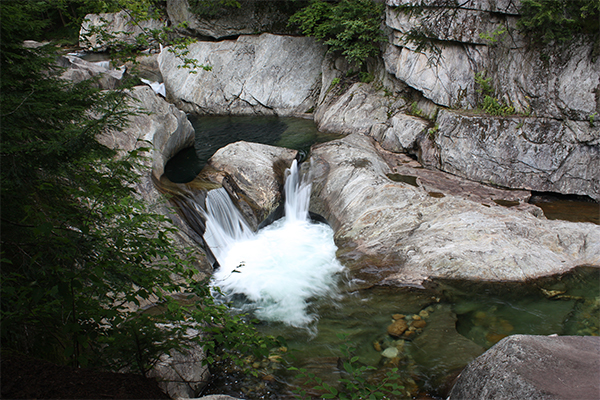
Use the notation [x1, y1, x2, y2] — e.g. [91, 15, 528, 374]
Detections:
[530, 191, 599, 224]
[164, 115, 342, 183]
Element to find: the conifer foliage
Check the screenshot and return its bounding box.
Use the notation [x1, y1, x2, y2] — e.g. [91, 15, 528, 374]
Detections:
[1, 0, 277, 377]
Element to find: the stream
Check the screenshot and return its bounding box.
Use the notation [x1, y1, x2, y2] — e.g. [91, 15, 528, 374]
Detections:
[164, 115, 599, 399]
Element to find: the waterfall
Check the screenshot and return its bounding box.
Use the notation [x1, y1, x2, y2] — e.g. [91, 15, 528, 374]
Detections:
[203, 160, 345, 328]
[203, 187, 254, 262]
[94, 60, 111, 69]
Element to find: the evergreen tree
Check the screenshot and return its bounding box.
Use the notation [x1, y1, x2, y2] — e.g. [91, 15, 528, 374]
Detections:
[1, 0, 276, 376]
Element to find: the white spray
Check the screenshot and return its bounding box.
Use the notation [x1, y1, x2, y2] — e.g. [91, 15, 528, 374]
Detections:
[203, 160, 345, 327]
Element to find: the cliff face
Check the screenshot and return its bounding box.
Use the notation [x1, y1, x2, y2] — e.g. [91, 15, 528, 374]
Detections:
[381, 0, 599, 200]
[78, 0, 599, 201]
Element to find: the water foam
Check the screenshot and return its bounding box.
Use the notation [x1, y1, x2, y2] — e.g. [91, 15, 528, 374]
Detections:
[204, 160, 345, 327]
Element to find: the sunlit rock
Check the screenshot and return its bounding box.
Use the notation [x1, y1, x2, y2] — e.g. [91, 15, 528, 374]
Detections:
[158, 34, 325, 116]
[308, 133, 600, 287]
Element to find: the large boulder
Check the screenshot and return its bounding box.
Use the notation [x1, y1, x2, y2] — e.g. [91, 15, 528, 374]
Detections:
[79, 11, 165, 52]
[308, 133, 600, 287]
[166, 0, 294, 40]
[448, 335, 600, 400]
[432, 110, 600, 201]
[158, 34, 325, 116]
[58, 55, 125, 89]
[199, 141, 298, 229]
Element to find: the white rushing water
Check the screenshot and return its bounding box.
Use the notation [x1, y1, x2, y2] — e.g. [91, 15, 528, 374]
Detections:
[203, 160, 345, 327]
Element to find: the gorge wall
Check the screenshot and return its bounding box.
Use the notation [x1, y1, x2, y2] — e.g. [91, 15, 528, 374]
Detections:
[146, 0, 600, 200]
[77, 0, 600, 286]
[380, 0, 599, 201]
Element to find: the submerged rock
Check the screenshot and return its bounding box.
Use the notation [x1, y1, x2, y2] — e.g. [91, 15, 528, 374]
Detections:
[448, 335, 600, 400]
[410, 304, 486, 393]
[308, 133, 600, 287]
[387, 319, 409, 337]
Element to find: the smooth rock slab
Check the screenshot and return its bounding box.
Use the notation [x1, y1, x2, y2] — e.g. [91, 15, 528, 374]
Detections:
[315, 83, 391, 135]
[448, 335, 600, 400]
[308, 133, 600, 287]
[158, 34, 325, 116]
[434, 110, 600, 201]
[99, 86, 195, 184]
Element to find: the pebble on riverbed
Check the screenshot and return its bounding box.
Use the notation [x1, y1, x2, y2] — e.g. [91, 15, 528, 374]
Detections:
[382, 347, 399, 358]
[387, 319, 409, 337]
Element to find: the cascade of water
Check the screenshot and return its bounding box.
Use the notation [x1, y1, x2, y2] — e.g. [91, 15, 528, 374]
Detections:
[203, 188, 253, 262]
[283, 160, 312, 222]
[203, 159, 345, 327]
[94, 60, 111, 69]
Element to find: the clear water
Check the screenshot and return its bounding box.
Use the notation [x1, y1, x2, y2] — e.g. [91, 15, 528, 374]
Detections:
[163, 116, 599, 399]
[202, 267, 599, 399]
[164, 115, 341, 183]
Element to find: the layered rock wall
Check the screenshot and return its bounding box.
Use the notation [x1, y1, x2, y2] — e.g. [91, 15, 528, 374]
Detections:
[158, 33, 325, 117]
[381, 0, 600, 200]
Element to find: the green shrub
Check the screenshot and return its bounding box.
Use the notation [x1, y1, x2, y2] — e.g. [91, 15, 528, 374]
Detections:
[288, 0, 386, 67]
[481, 95, 516, 116]
[518, 0, 600, 44]
[0, 0, 277, 375]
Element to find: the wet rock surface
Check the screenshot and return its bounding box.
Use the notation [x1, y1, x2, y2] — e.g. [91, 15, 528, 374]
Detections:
[199, 141, 297, 229]
[307, 133, 600, 287]
[448, 335, 600, 400]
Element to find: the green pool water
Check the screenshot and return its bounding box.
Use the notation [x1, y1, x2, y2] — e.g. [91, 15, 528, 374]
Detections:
[164, 116, 599, 399]
[201, 267, 599, 399]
